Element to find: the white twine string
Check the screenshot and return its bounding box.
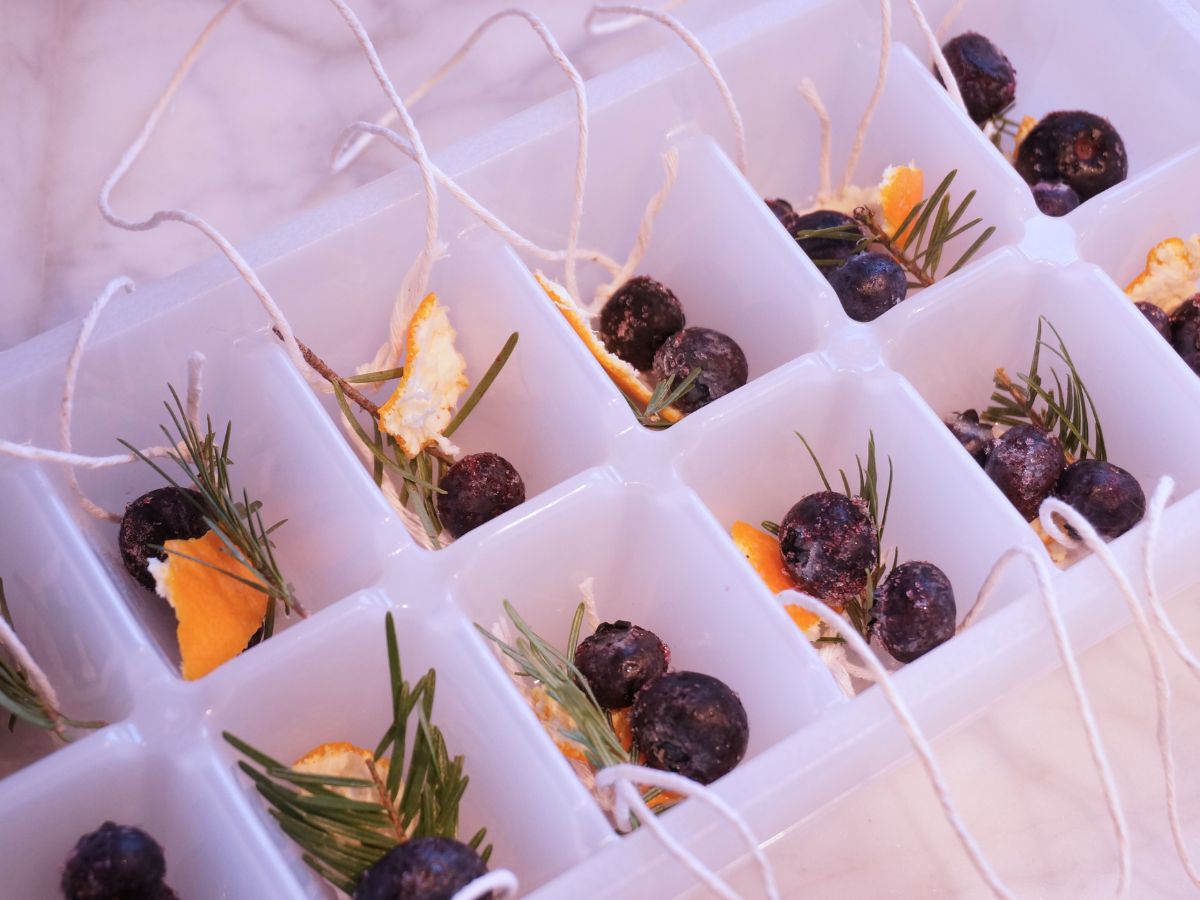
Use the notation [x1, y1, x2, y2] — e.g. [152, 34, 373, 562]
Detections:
[586, 0, 688, 35]
[842, 0, 892, 192]
[1038, 493, 1200, 888]
[0, 609, 65, 738]
[450, 869, 519, 900]
[585, 3, 749, 178]
[936, 0, 970, 42]
[595, 763, 780, 900]
[797, 78, 833, 204]
[904, 0, 967, 113]
[1142, 478, 1200, 676]
[784, 588, 1017, 898]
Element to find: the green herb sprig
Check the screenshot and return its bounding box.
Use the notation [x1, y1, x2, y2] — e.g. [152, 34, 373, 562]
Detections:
[224, 613, 488, 895]
[982, 102, 1023, 155]
[628, 367, 702, 430]
[0, 580, 103, 738]
[121, 387, 300, 639]
[981, 316, 1106, 462]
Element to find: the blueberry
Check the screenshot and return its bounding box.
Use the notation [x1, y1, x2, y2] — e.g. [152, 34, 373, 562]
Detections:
[1170, 296, 1200, 356]
[573, 621, 670, 710]
[62, 822, 171, 900]
[651, 327, 748, 413]
[435, 452, 525, 539]
[632, 671, 748, 785]
[787, 209, 864, 270]
[944, 409, 994, 465]
[1054, 459, 1145, 540]
[355, 837, 489, 900]
[779, 492, 878, 604]
[983, 424, 1066, 520]
[826, 252, 907, 322]
[119, 487, 210, 591]
[1136, 301, 1172, 342]
[599, 276, 686, 371]
[1015, 111, 1128, 201]
[1031, 182, 1080, 218]
[1181, 351, 1200, 376]
[764, 197, 796, 227]
[873, 561, 957, 663]
[936, 32, 1016, 124]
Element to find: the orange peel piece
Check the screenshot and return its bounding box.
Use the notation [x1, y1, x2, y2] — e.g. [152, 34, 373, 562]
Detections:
[534, 271, 682, 425]
[879, 164, 925, 243]
[293, 741, 391, 804]
[1124, 236, 1200, 314]
[378, 292, 469, 458]
[1013, 115, 1037, 155]
[149, 531, 268, 681]
[730, 521, 820, 634]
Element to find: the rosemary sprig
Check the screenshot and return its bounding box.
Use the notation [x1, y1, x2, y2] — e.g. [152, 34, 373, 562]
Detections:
[0, 580, 104, 737]
[628, 368, 702, 429]
[982, 102, 1023, 154]
[120, 386, 299, 638]
[797, 432, 895, 640]
[853, 169, 996, 287]
[981, 316, 1107, 461]
[224, 613, 488, 895]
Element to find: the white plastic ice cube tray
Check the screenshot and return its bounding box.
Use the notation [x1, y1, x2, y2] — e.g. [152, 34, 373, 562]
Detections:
[6, 0, 1200, 896]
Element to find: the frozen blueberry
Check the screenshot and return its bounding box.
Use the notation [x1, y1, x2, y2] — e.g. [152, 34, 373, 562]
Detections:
[574, 621, 670, 710]
[651, 327, 748, 413]
[1015, 111, 1128, 201]
[788, 209, 864, 270]
[873, 561, 957, 663]
[1054, 459, 1146, 540]
[1170, 296, 1200, 356]
[436, 452, 525, 539]
[936, 32, 1017, 124]
[779, 492, 878, 604]
[1031, 182, 1080, 218]
[599, 276, 686, 371]
[119, 487, 210, 591]
[1136, 301, 1172, 342]
[355, 837, 489, 900]
[826, 252, 908, 322]
[765, 197, 796, 227]
[983, 424, 1066, 520]
[62, 822, 172, 900]
[632, 671, 748, 785]
[944, 409, 995, 465]
[1181, 351, 1200, 376]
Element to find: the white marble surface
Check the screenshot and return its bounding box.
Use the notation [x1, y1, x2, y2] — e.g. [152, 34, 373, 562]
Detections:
[4, 1, 1200, 898]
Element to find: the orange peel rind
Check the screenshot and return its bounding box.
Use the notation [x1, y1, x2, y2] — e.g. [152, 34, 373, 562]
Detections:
[148, 531, 269, 681]
[534, 271, 683, 425]
[730, 520, 821, 635]
[1124, 235, 1200, 314]
[879, 164, 925, 243]
[293, 742, 391, 804]
[378, 293, 469, 458]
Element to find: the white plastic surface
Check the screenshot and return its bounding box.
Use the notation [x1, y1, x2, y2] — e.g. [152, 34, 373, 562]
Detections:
[3, 1, 1200, 898]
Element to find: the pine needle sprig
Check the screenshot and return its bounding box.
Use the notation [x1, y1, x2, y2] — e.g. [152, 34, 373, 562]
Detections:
[796, 432, 895, 641]
[120, 386, 300, 638]
[853, 169, 996, 287]
[982, 102, 1023, 154]
[628, 368, 702, 429]
[224, 613, 488, 895]
[981, 316, 1107, 461]
[0, 580, 104, 737]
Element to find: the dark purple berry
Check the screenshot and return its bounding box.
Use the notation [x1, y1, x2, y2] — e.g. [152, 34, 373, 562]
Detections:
[765, 197, 795, 226]
[873, 561, 957, 663]
[119, 487, 209, 591]
[651, 327, 748, 413]
[1031, 182, 1080, 217]
[779, 492, 878, 604]
[62, 822, 171, 900]
[826, 251, 907, 322]
[599, 276, 686, 371]
[944, 409, 995, 465]
[1181, 351, 1200, 375]
[1054, 459, 1145, 540]
[573, 621, 669, 710]
[983, 424, 1066, 520]
[355, 837, 489, 900]
[1136, 301, 1172, 342]
[1170, 296, 1200, 356]
[936, 32, 1017, 124]
[1015, 111, 1128, 201]
[632, 671, 748, 785]
[435, 452, 525, 539]
[788, 209, 864, 270]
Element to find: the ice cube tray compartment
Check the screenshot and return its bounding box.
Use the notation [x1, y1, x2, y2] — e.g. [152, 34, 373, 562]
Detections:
[4, 0, 1200, 896]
